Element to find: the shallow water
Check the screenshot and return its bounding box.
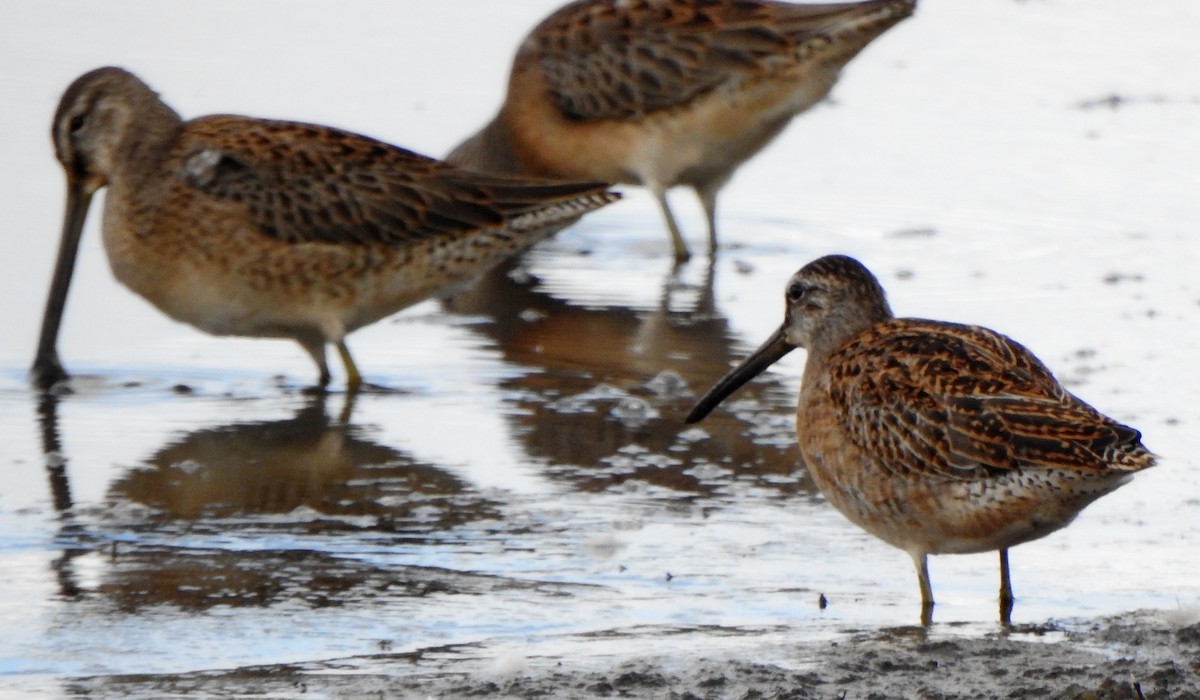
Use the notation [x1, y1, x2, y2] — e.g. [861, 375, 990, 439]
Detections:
[1, 0, 1199, 696]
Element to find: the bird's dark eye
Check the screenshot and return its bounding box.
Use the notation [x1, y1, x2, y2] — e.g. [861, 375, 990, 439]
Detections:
[787, 282, 807, 302]
[69, 114, 86, 133]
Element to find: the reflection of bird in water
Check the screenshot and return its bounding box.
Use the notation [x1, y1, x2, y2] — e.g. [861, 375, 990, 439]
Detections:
[35, 392, 90, 599]
[34, 66, 617, 392]
[111, 393, 496, 527]
[448, 0, 916, 260]
[688, 255, 1156, 623]
[443, 258, 805, 497]
[36, 390, 505, 611]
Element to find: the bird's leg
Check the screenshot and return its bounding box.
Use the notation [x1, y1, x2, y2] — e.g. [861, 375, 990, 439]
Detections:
[693, 177, 729, 255]
[999, 548, 1014, 626]
[335, 340, 363, 393]
[297, 338, 332, 391]
[651, 185, 691, 263]
[910, 550, 934, 626]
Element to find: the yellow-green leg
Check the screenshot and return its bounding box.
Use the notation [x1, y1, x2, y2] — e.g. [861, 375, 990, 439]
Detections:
[694, 178, 727, 255]
[651, 186, 691, 263]
[911, 550, 934, 626]
[336, 341, 362, 392]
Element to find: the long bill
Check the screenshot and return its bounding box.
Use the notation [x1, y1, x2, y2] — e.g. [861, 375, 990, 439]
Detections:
[685, 324, 796, 424]
[32, 180, 93, 390]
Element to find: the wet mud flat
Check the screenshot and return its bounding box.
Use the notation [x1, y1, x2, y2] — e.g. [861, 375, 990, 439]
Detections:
[3, 1, 1199, 698]
[63, 611, 1200, 698]
[8, 244, 1197, 698]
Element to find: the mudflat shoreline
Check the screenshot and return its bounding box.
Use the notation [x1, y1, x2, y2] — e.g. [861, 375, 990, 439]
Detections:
[61, 609, 1200, 699]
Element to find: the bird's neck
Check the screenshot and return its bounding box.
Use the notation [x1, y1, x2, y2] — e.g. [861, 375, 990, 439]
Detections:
[113, 100, 184, 186]
[444, 116, 524, 176]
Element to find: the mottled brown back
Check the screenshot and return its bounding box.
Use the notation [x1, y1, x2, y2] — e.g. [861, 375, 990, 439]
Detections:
[530, 0, 911, 121]
[182, 116, 613, 247]
[826, 319, 1154, 480]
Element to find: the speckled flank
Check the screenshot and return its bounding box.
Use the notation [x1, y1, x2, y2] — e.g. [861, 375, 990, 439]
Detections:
[33, 67, 618, 391]
[447, 0, 916, 260]
[688, 254, 1155, 621]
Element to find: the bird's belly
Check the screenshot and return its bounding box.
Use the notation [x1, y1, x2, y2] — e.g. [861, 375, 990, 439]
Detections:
[800, 440, 1132, 557]
[101, 212, 373, 342]
[101, 200, 535, 344]
[507, 71, 833, 189]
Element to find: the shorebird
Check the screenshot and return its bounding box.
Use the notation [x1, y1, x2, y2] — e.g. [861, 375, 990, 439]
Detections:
[447, 0, 915, 261]
[686, 255, 1155, 622]
[33, 66, 618, 391]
